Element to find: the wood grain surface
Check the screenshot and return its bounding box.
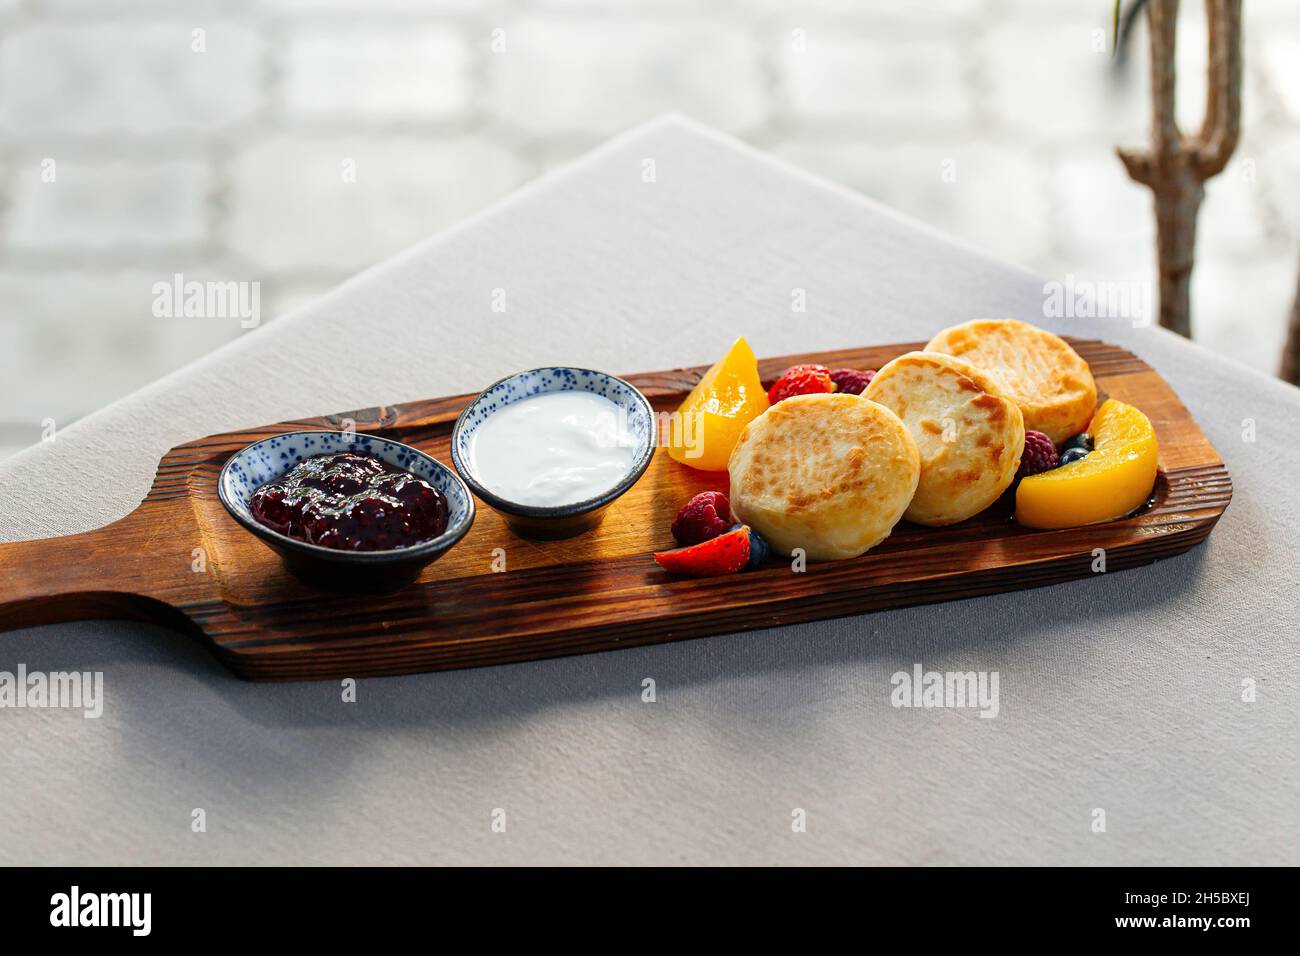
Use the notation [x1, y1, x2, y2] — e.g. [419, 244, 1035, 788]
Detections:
[0, 340, 1233, 681]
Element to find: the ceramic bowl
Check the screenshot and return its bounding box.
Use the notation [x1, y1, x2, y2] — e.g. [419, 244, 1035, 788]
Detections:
[450, 367, 657, 539]
[218, 430, 475, 580]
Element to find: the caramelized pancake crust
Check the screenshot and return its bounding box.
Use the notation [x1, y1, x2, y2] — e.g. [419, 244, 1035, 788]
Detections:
[925, 319, 1096, 444]
[728, 393, 919, 561]
[864, 351, 1024, 526]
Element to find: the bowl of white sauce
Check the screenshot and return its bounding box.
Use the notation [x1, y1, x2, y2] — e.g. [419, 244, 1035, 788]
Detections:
[450, 367, 658, 539]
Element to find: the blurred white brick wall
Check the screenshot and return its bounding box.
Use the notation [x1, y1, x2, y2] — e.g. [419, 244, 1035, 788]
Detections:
[0, 0, 1296, 460]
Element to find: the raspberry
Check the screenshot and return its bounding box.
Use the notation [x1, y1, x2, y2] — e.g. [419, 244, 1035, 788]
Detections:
[768, 364, 834, 404]
[1017, 430, 1059, 478]
[829, 368, 875, 395]
[671, 491, 733, 546]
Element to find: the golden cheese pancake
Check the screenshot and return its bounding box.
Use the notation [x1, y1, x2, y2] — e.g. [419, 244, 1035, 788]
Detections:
[864, 351, 1024, 527]
[924, 319, 1096, 444]
[728, 393, 919, 562]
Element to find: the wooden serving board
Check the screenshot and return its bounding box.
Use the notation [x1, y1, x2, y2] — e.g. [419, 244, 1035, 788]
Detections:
[0, 340, 1232, 681]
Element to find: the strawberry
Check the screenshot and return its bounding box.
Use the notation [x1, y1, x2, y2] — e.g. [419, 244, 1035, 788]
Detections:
[768, 364, 834, 404]
[654, 525, 752, 577]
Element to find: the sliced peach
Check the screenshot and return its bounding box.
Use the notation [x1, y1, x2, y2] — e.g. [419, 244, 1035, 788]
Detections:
[1015, 399, 1158, 529]
[667, 337, 769, 472]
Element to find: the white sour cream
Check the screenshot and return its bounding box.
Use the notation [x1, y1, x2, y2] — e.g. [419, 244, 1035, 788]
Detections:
[469, 391, 639, 507]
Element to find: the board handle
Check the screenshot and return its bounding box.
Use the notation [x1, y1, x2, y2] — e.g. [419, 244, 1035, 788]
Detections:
[0, 518, 185, 632]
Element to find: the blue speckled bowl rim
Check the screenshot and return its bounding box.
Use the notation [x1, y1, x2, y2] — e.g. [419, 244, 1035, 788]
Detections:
[449, 368, 658, 520]
[217, 430, 476, 565]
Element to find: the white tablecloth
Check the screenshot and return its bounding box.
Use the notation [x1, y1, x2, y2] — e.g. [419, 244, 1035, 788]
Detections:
[1, 116, 1296, 865]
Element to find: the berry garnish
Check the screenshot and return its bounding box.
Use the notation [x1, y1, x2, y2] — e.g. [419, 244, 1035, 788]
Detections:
[1016, 430, 1059, 479]
[744, 526, 770, 569]
[1061, 432, 1094, 454]
[654, 525, 753, 577]
[768, 364, 834, 404]
[671, 490, 734, 546]
[1059, 446, 1090, 467]
[829, 368, 875, 396]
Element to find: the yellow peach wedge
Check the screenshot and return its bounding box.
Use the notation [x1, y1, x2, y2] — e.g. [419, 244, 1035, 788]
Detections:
[1015, 399, 1159, 529]
[667, 337, 769, 472]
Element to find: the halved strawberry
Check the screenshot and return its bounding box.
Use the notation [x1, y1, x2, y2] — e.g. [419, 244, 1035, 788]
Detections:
[654, 525, 752, 577]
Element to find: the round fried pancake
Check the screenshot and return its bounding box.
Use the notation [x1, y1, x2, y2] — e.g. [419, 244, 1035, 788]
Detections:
[728, 393, 919, 562]
[863, 351, 1024, 527]
[924, 319, 1096, 444]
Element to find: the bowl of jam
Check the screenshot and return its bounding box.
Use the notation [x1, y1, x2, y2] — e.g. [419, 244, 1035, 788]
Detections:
[218, 430, 474, 578]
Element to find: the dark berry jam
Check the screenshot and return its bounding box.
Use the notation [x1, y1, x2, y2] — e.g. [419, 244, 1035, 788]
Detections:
[249, 452, 449, 552]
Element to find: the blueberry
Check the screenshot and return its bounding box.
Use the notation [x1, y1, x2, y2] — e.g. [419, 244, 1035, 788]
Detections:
[1061, 432, 1093, 454]
[744, 527, 770, 570]
[1059, 446, 1090, 466]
